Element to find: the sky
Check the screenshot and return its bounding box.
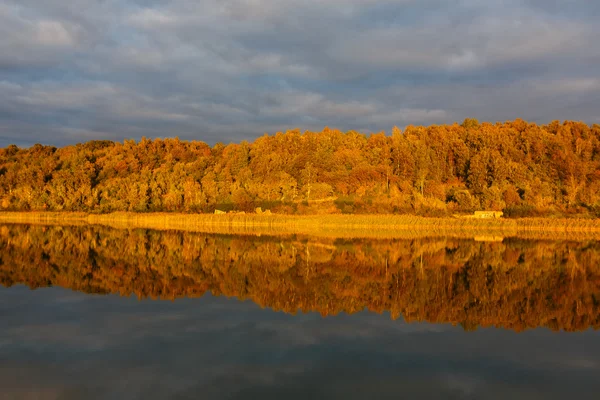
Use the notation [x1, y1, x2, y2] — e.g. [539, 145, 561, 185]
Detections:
[1, 0, 599, 147]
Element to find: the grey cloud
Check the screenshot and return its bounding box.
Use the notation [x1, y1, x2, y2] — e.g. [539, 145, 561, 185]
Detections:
[0, 4, 84, 68]
[0, 0, 599, 147]
[329, 11, 595, 74]
[525, 0, 600, 19]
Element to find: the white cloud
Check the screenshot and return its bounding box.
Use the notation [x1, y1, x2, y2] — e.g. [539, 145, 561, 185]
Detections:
[368, 108, 450, 125]
[330, 12, 595, 72]
[114, 104, 191, 121]
[533, 78, 600, 95]
[34, 20, 76, 46]
[447, 50, 482, 70]
[13, 82, 118, 109]
[0, 5, 84, 67]
[259, 91, 377, 119]
[128, 8, 178, 28]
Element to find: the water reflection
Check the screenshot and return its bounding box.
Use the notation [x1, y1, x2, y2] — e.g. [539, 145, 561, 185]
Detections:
[2, 286, 600, 399]
[1, 224, 599, 331]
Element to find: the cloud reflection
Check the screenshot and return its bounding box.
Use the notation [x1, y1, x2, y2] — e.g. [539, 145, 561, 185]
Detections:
[0, 285, 599, 399]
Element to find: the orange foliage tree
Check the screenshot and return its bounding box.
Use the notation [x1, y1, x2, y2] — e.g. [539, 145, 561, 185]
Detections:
[1, 120, 600, 216]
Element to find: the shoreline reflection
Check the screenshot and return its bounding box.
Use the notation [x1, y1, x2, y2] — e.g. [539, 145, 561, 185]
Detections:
[1, 224, 599, 332]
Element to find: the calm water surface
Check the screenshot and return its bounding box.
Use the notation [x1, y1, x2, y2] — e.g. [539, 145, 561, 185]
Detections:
[1, 224, 599, 399]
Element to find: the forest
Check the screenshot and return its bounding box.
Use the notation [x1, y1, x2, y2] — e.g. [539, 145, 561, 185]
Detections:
[1, 119, 600, 217]
[1, 225, 599, 332]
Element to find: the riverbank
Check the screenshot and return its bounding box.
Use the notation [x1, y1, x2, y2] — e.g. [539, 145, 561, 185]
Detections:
[1, 211, 600, 240]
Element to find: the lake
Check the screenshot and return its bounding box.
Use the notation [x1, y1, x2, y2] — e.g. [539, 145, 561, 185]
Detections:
[1, 224, 599, 399]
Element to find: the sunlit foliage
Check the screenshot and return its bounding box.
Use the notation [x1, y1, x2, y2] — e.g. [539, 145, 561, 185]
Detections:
[1, 119, 599, 216]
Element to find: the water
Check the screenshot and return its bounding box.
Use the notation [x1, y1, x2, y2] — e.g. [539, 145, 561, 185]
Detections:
[1, 224, 599, 399]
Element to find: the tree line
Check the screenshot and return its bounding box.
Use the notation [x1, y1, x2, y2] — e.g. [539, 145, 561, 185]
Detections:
[1, 225, 599, 331]
[1, 119, 599, 216]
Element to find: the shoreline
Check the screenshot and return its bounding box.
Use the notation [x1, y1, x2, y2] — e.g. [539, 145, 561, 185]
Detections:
[1, 211, 600, 240]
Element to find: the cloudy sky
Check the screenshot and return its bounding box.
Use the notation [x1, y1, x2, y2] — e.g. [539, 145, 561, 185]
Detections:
[1, 0, 599, 147]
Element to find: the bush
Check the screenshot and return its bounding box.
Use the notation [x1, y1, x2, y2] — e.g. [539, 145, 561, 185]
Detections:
[503, 205, 542, 218]
[334, 196, 355, 214]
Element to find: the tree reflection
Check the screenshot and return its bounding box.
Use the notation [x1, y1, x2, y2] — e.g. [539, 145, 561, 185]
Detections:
[1, 224, 599, 332]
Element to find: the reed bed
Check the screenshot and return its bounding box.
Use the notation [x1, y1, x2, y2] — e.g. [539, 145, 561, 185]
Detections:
[1, 211, 600, 240]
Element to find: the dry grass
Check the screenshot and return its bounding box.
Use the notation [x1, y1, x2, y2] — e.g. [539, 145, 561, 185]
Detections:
[1, 211, 600, 240]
